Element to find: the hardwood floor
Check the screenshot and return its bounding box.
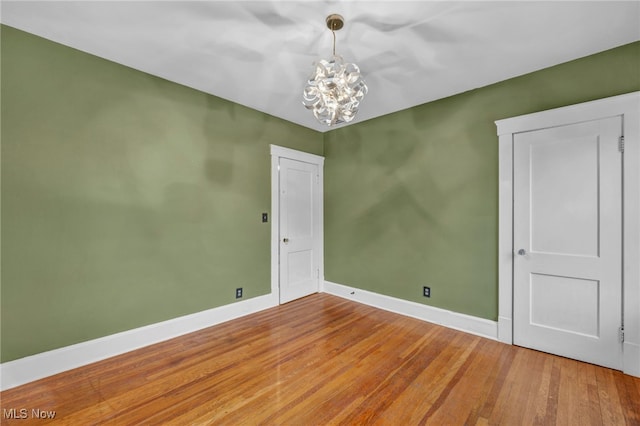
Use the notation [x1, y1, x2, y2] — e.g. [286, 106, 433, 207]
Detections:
[1, 293, 639, 425]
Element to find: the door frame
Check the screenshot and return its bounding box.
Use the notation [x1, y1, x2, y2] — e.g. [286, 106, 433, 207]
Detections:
[495, 91, 640, 377]
[270, 145, 325, 305]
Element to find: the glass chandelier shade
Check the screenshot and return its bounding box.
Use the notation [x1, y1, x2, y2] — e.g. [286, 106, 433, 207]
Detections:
[303, 55, 368, 126]
[302, 15, 368, 126]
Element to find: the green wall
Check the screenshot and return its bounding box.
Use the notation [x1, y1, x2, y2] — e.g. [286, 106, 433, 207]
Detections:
[0, 26, 323, 362]
[324, 41, 640, 320]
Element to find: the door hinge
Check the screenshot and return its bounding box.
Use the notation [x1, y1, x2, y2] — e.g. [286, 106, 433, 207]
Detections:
[619, 326, 625, 343]
[619, 136, 625, 153]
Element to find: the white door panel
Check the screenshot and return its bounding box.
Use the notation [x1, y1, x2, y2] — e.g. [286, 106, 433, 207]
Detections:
[513, 116, 622, 369]
[279, 157, 320, 303]
[529, 273, 600, 337]
[529, 134, 600, 257]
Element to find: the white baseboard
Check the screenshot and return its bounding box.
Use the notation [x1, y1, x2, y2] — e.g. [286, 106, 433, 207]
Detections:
[623, 341, 640, 377]
[323, 281, 498, 341]
[5, 285, 633, 390]
[0, 294, 276, 391]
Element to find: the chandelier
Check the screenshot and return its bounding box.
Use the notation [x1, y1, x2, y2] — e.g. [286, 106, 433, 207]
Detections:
[302, 14, 368, 126]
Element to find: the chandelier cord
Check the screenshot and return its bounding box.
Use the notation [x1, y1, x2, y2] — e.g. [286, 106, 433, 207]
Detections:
[332, 30, 336, 56]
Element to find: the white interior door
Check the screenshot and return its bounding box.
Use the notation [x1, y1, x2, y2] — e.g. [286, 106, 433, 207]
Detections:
[279, 157, 321, 304]
[513, 116, 623, 369]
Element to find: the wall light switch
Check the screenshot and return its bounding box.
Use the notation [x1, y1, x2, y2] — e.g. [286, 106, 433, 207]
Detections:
[262, 213, 268, 223]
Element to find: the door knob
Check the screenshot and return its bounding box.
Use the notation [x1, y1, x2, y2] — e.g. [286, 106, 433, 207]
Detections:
[283, 238, 289, 244]
[517, 249, 526, 256]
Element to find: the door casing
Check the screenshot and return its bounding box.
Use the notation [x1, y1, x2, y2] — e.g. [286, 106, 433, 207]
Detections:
[496, 91, 640, 377]
[270, 145, 325, 305]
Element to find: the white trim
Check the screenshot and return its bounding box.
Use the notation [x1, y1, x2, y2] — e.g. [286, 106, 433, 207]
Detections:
[495, 92, 640, 136]
[270, 145, 325, 166]
[0, 295, 275, 391]
[498, 316, 513, 343]
[496, 91, 640, 377]
[270, 148, 281, 305]
[498, 131, 514, 345]
[270, 145, 325, 305]
[323, 281, 498, 341]
[623, 342, 640, 378]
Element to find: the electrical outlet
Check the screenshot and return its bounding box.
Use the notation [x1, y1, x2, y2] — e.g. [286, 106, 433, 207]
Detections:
[423, 286, 431, 298]
[236, 288, 243, 299]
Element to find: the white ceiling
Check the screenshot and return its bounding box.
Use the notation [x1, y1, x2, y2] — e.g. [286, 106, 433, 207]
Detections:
[2, 1, 639, 132]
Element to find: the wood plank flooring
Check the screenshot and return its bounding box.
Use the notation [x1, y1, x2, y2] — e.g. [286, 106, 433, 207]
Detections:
[1, 293, 639, 425]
